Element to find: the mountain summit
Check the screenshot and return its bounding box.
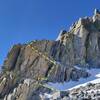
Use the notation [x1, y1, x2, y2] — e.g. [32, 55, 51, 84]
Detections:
[0, 9, 100, 100]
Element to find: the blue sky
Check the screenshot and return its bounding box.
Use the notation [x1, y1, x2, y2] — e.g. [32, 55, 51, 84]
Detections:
[0, 0, 100, 66]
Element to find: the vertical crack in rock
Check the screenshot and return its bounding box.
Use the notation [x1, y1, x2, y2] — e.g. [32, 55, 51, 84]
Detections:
[85, 32, 90, 63]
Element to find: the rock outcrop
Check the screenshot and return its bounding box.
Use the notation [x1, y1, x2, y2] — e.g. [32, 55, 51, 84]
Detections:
[57, 9, 100, 67]
[0, 9, 100, 99]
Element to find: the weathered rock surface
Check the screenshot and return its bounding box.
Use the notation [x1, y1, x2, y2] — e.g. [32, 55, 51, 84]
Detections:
[0, 9, 100, 99]
[62, 83, 100, 100]
[57, 9, 100, 67]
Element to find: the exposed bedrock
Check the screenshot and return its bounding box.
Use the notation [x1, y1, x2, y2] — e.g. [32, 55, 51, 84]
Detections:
[0, 9, 100, 100]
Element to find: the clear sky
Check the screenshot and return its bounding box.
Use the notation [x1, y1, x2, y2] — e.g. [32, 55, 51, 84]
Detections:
[0, 0, 100, 66]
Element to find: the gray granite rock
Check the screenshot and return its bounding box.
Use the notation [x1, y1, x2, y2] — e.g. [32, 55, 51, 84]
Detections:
[0, 9, 100, 99]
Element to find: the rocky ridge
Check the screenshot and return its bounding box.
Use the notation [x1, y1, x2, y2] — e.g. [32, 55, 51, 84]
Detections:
[0, 9, 100, 99]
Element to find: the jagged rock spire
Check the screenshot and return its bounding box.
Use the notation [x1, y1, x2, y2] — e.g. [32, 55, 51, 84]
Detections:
[94, 9, 100, 15]
[93, 9, 100, 22]
[56, 30, 67, 41]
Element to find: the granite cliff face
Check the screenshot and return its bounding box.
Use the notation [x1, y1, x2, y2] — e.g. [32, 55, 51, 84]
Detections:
[57, 9, 100, 67]
[0, 9, 100, 100]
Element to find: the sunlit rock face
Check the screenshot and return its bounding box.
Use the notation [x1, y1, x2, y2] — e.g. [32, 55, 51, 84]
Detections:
[57, 9, 100, 67]
[0, 9, 100, 100]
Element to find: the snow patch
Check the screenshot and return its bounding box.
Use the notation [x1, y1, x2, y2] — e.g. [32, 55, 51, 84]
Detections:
[56, 34, 61, 41]
[74, 65, 82, 70]
[47, 68, 100, 91]
[44, 93, 52, 98]
[95, 73, 100, 78]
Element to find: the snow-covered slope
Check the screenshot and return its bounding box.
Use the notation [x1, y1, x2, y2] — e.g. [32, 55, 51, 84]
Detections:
[47, 68, 100, 91]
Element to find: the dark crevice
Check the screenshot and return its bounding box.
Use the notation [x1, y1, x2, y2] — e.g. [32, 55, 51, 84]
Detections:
[85, 33, 90, 63]
[13, 49, 21, 68]
[98, 37, 100, 50]
[50, 42, 57, 57]
[14, 46, 26, 71]
[64, 69, 67, 81]
[28, 56, 39, 68]
[45, 63, 54, 77]
[44, 41, 48, 52]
